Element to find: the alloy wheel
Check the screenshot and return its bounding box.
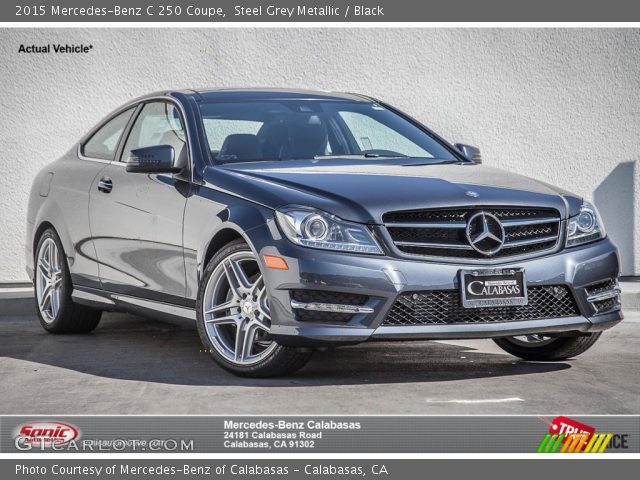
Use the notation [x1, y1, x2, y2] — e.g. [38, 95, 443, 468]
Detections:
[508, 334, 556, 347]
[202, 251, 276, 365]
[35, 237, 63, 324]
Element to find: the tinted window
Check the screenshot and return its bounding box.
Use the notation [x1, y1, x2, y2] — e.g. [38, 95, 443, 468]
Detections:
[120, 102, 186, 162]
[198, 100, 456, 164]
[83, 108, 134, 160]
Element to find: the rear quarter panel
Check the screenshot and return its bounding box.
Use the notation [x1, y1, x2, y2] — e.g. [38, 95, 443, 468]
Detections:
[28, 148, 109, 289]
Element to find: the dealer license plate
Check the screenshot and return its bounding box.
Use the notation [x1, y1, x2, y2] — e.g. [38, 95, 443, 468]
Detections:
[460, 268, 528, 308]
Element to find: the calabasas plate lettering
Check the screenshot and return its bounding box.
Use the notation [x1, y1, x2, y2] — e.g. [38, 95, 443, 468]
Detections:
[460, 268, 528, 308]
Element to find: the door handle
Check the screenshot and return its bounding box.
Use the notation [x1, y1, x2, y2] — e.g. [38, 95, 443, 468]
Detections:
[97, 177, 113, 193]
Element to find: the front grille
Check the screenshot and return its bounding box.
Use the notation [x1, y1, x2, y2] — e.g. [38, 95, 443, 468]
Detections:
[291, 290, 368, 322]
[383, 285, 579, 326]
[383, 206, 561, 259]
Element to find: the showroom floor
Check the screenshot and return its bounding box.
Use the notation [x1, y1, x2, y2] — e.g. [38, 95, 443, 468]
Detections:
[0, 311, 638, 415]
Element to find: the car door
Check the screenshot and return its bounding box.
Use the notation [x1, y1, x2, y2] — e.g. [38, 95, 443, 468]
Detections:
[89, 100, 190, 305]
[63, 108, 136, 289]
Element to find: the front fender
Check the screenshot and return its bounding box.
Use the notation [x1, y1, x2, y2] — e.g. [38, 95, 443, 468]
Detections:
[183, 185, 274, 303]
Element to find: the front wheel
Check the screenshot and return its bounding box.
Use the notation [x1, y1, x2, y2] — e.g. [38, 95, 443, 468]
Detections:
[196, 239, 312, 377]
[493, 333, 602, 361]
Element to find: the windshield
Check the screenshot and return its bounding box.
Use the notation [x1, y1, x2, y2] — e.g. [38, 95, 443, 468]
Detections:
[198, 100, 459, 164]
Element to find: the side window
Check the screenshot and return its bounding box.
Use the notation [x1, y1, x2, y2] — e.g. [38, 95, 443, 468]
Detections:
[82, 108, 134, 160]
[120, 102, 186, 162]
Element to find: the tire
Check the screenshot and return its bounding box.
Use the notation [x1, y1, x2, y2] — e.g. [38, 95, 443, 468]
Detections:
[34, 228, 102, 334]
[493, 333, 602, 361]
[196, 239, 312, 377]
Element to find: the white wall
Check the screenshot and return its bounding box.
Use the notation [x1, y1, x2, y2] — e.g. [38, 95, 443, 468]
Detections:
[1, 28, 638, 282]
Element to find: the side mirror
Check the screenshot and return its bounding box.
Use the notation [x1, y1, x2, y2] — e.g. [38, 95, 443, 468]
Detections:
[454, 143, 482, 164]
[125, 145, 181, 173]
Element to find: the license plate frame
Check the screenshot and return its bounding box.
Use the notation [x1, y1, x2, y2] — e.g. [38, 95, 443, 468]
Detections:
[460, 268, 528, 308]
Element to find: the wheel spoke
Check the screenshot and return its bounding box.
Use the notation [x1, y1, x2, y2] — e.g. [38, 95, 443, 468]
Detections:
[255, 287, 271, 324]
[39, 284, 52, 310]
[223, 259, 252, 297]
[250, 274, 264, 296]
[205, 314, 239, 325]
[45, 242, 53, 273]
[38, 262, 50, 280]
[235, 321, 258, 362]
[204, 300, 238, 316]
[50, 288, 60, 317]
[253, 315, 270, 332]
[51, 244, 60, 271]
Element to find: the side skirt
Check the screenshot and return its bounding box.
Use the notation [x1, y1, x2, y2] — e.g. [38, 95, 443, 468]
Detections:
[72, 285, 196, 322]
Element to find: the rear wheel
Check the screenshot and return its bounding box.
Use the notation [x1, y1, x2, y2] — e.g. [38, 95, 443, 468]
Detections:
[34, 229, 102, 333]
[196, 239, 312, 377]
[493, 333, 602, 361]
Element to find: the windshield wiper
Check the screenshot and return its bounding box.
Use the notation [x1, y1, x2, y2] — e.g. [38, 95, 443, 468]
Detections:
[314, 153, 406, 159]
[402, 159, 466, 166]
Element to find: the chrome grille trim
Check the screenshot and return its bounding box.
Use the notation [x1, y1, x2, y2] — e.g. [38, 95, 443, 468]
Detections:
[501, 217, 558, 226]
[501, 235, 559, 248]
[586, 288, 622, 303]
[290, 300, 374, 314]
[385, 217, 559, 229]
[385, 222, 467, 229]
[395, 241, 473, 250]
[383, 206, 562, 260]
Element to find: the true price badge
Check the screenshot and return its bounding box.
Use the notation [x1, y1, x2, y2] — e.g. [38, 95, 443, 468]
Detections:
[549, 416, 596, 442]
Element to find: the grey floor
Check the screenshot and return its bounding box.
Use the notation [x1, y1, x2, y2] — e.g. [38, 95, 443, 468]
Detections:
[0, 311, 638, 415]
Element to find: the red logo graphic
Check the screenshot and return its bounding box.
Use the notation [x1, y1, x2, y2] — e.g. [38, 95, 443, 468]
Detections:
[15, 421, 80, 447]
[548, 416, 595, 443]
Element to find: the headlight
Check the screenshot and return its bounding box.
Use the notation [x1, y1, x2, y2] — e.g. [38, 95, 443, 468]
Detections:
[566, 201, 606, 247]
[275, 207, 383, 254]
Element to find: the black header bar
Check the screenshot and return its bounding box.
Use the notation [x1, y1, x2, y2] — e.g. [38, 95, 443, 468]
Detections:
[5, 0, 640, 23]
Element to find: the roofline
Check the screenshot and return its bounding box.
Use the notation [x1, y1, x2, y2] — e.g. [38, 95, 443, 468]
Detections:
[175, 87, 373, 102]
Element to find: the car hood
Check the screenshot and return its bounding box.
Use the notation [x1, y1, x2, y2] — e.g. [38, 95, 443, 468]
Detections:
[205, 159, 581, 224]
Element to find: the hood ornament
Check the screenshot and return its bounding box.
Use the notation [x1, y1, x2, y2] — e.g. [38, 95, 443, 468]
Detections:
[465, 190, 480, 198]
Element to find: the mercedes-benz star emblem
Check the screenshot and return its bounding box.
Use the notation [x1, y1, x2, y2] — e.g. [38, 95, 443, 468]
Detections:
[465, 212, 505, 256]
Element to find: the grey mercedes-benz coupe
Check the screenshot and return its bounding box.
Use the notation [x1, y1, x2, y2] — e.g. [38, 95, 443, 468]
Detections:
[26, 88, 623, 376]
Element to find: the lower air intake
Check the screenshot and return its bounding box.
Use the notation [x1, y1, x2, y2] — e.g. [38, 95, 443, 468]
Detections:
[383, 286, 579, 326]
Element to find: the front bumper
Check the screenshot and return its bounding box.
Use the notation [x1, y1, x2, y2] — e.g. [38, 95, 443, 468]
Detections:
[252, 220, 623, 346]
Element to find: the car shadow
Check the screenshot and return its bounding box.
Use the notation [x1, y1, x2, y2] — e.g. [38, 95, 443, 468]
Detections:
[0, 313, 570, 386]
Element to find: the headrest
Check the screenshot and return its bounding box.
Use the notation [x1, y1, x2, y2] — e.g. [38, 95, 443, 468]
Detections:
[219, 134, 262, 162]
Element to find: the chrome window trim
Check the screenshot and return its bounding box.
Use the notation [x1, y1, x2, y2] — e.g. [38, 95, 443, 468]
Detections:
[77, 96, 194, 184]
[77, 105, 138, 163]
[77, 144, 112, 164]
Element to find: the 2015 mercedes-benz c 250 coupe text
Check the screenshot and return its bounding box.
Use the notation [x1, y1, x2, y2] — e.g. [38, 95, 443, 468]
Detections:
[26, 89, 623, 376]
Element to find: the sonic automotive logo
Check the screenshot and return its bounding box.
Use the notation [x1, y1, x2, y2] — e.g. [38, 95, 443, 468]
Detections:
[14, 421, 80, 449]
[537, 416, 628, 453]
